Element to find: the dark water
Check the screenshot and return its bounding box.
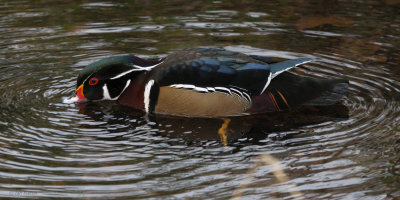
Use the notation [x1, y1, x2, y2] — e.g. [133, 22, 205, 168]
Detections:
[1, 0, 400, 199]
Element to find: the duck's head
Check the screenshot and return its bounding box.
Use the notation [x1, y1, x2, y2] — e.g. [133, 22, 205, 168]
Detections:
[65, 55, 143, 104]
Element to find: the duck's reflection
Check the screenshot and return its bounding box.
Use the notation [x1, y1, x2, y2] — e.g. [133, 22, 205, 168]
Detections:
[78, 102, 349, 145]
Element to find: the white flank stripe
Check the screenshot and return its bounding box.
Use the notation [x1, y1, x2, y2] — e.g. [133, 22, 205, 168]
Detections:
[215, 87, 232, 94]
[171, 84, 195, 89]
[169, 84, 251, 102]
[144, 80, 155, 113]
[229, 88, 242, 96]
[172, 84, 220, 93]
[243, 92, 251, 102]
[260, 72, 272, 95]
[207, 87, 215, 92]
[193, 87, 208, 92]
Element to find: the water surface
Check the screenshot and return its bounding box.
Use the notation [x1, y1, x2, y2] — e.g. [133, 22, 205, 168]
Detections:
[1, 1, 400, 199]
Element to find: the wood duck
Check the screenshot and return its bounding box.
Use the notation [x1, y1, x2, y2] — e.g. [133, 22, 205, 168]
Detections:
[65, 48, 349, 117]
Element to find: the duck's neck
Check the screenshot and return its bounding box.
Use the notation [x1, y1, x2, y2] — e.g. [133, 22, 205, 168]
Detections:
[117, 74, 147, 110]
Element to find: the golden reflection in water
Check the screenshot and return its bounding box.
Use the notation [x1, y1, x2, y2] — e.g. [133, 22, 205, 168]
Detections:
[232, 154, 305, 200]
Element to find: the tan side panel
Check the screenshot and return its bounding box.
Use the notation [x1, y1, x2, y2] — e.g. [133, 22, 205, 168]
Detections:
[155, 87, 251, 117]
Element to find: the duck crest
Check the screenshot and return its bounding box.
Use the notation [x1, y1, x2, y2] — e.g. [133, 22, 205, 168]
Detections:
[77, 55, 134, 87]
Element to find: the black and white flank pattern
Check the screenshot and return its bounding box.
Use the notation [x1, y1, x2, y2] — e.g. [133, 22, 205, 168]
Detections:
[170, 84, 252, 103]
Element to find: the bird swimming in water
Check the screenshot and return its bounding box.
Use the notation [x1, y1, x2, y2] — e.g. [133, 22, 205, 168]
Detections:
[64, 48, 348, 117]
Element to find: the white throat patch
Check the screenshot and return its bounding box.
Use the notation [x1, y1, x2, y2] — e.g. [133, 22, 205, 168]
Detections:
[102, 84, 113, 100]
[102, 79, 131, 101]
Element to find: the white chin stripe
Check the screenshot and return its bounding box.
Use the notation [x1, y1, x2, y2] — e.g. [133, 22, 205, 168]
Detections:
[144, 80, 155, 113]
[102, 80, 131, 101]
[102, 84, 113, 100]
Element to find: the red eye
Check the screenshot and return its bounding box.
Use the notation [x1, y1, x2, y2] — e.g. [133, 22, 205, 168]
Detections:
[88, 77, 99, 86]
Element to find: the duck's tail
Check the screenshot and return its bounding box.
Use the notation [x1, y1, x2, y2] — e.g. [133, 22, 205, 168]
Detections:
[304, 80, 349, 106]
[265, 72, 349, 108]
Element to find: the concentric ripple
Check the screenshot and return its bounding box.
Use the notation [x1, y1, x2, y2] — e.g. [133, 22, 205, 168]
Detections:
[1, 1, 400, 199]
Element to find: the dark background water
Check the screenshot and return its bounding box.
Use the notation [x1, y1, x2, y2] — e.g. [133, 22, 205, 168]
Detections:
[0, 0, 400, 199]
